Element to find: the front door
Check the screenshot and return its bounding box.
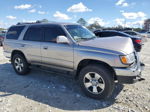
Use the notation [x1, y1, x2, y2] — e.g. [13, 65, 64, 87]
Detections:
[41, 25, 74, 70]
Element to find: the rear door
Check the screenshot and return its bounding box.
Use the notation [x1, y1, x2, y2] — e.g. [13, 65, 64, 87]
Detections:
[41, 25, 74, 70]
[22, 25, 43, 64]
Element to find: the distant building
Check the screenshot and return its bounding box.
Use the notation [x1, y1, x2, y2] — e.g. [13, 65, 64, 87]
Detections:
[144, 19, 150, 31]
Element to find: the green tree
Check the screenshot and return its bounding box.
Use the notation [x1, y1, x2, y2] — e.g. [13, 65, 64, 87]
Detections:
[87, 21, 102, 31]
[0, 28, 5, 31]
[77, 18, 87, 26]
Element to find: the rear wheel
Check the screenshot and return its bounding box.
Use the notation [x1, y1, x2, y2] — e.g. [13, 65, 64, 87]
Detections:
[12, 54, 30, 75]
[78, 64, 115, 99]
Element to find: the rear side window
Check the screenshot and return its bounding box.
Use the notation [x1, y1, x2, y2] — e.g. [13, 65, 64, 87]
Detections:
[44, 25, 66, 43]
[6, 26, 25, 39]
[117, 32, 128, 37]
[100, 32, 113, 37]
[97, 32, 124, 37]
[110, 32, 124, 37]
[124, 31, 137, 36]
[24, 26, 43, 41]
[95, 32, 101, 37]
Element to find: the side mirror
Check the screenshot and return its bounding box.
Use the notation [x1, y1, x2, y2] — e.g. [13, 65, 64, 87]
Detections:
[56, 36, 70, 44]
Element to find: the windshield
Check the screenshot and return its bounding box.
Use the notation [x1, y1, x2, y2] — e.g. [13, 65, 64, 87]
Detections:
[65, 25, 96, 42]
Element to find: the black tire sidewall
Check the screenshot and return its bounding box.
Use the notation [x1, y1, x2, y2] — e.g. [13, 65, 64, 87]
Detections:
[12, 54, 29, 75]
[79, 64, 115, 99]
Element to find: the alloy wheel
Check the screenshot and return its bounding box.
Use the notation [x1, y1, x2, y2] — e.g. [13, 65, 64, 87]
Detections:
[14, 57, 24, 72]
[83, 72, 105, 94]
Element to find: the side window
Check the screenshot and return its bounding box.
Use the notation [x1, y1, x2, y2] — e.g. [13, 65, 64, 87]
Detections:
[100, 32, 106, 37]
[94, 32, 98, 36]
[117, 33, 126, 37]
[44, 26, 66, 43]
[111, 32, 119, 36]
[6, 26, 25, 39]
[101, 32, 111, 37]
[24, 27, 43, 41]
[105, 32, 120, 37]
[95, 32, 101, 37]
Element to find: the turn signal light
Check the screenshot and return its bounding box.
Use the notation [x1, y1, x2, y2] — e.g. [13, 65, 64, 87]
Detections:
[120, 56, 127, 64]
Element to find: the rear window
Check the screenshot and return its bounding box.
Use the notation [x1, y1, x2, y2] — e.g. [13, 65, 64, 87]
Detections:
[6, 26, 25, 39]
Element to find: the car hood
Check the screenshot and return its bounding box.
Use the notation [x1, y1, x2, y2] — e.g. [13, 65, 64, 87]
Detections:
[78, 36, 134, 54]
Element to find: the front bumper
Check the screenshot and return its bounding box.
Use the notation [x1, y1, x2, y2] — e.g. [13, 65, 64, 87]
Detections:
[114, 54, 144, 84]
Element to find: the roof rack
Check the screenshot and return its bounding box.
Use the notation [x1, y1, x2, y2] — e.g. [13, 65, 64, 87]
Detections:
[16, 20, 49, 25]
[16, 21, 42, 25]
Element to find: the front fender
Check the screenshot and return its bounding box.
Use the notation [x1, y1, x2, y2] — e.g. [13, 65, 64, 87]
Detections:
[73, 47, 127, 70]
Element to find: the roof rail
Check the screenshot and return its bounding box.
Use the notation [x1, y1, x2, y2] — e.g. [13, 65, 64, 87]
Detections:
[16, 21, 45, 25]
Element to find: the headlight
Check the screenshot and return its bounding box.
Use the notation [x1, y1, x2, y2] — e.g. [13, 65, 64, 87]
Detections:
[120, 53, 135, 65]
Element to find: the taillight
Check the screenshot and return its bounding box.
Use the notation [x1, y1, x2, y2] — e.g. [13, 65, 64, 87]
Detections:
[135, 39, 141, 44]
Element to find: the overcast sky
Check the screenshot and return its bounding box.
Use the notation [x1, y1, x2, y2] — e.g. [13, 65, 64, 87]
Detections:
[0, 0, 150, 28]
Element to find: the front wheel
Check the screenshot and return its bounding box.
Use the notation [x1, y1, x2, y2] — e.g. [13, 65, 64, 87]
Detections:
[78, 64, 115, 99]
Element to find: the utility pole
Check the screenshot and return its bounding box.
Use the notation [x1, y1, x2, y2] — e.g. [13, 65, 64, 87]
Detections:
[124, 19, 126, 29]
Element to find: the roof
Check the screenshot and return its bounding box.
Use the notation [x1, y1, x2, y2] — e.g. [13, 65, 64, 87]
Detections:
[16, 22, 78, 26]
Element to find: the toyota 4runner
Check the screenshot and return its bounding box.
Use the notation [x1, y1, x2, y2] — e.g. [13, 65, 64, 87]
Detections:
[3, 22, 144, 99]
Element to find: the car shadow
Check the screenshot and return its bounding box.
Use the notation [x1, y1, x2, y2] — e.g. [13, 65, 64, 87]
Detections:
[0, 62, 124, 111]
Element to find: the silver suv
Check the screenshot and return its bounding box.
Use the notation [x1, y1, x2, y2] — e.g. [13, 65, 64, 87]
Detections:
[3, 22, 143, 99]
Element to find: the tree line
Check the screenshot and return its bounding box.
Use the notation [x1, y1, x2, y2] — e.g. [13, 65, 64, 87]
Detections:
[77, 18, 144, 32]
[0, 18, 144, 32]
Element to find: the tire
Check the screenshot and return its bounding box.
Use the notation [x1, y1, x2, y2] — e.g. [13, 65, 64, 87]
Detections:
[78, 64, 115, 100]
[12, 54, 30, 75]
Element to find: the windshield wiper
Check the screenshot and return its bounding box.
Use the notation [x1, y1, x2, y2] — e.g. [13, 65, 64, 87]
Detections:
[76, 36, 96, 42]
[84, 36, 96, 40]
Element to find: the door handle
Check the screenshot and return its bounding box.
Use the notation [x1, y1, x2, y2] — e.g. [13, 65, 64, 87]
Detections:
[43, 46, 48, 50]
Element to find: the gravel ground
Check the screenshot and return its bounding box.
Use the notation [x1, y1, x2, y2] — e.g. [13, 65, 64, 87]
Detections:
[0, 39, 150, 112]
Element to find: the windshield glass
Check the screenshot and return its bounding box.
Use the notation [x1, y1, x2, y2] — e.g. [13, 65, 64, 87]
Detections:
[65, 25, 96, 42]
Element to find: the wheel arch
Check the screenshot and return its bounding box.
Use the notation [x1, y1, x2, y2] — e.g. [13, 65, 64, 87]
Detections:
[11, 50, 27, 62]
[75, 59, 117, 80]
